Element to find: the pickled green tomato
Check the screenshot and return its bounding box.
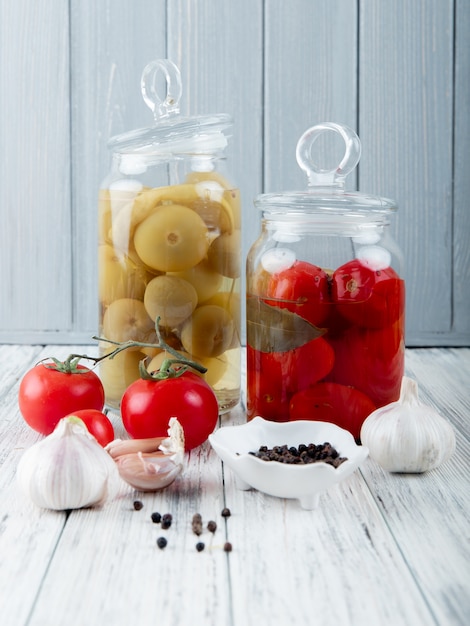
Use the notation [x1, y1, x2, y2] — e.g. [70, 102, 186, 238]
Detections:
[207, 229, 241, 278]
[133, 204, 209, 272]
[98, 177, 241, 412]
[204, 291, 241, 349]
[181, 305, 235, 358]
[190, 198, 233, 234]
[194, 354, 228, 387]
[102, 298, 156, 344]
[185, 171, 240, 232]
[99, 349, 145, 407]
[99, 188, 138, 246]
[144, 275, 198, 328]
[99, 244, 148, 305]
[169, 259, 223, 303]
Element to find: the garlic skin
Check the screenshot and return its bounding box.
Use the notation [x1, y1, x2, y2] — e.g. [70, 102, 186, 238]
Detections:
[106, 417, 185, 491]
[360, 376, 456, 473]
[17, 417, 120, 510]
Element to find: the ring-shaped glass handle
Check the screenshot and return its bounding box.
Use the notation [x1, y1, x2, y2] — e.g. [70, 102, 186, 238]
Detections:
[141, 59, 182, 121]
[296, 122, 361, 187]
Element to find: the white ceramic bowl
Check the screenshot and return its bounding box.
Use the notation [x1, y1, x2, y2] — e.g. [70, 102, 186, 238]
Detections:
[209, 417, 369, 510]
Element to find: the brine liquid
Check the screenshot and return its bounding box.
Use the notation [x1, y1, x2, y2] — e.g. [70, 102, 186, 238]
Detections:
[98, 176, 241, 412]
[246, 281, 405, 439]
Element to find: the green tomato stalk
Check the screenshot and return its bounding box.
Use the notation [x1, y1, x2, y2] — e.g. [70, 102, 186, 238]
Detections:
[42, 317, 207, 380]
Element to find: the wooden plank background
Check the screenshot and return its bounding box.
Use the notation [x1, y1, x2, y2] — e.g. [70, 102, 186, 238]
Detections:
[0, 0, 468, 346]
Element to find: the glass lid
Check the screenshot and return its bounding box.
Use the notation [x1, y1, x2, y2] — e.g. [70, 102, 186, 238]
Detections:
[255, 122, 397, 215]
[108, 59, 232, 155]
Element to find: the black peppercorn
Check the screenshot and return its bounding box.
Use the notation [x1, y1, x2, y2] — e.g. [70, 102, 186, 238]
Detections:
[207, 520, 217, 533]
[151, 512, 162, 523]
[248, 442, 347, 466]
[161, 513, 172, 529]
[156, 537, 167, 549]
[221, 507, 231, 518]
[192, 513, 203, 536]
[133, 500, 143, 511]
[196, 542, 205, 552]
[223, 542, 233, 552]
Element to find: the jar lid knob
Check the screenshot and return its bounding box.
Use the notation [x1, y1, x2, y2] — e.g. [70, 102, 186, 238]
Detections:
[141, 59, 182, 122]
[296, 122, 361, 188]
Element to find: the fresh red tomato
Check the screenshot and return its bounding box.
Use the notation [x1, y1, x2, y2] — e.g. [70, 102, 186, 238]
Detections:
[266, 260, 331, 327]
[326, 320, 405, 407]
[120, 371, 219, 451]
[18, 362, 105, 435]
[65, 409, 115, 447]
[289, 382, 376, 441]
[332, 260, 405, 329]
[246, 337, 335, 422]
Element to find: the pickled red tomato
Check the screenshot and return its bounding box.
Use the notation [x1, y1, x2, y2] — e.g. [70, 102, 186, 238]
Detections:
[134, 204, 209, 272]
[246, 337, 335, 422]
[326, 321, 405, 407]
[266, 261, 331, 327]
[289, 382, 376, 441]
[332, 260, 405, 329]
[246, 352, 290, 422]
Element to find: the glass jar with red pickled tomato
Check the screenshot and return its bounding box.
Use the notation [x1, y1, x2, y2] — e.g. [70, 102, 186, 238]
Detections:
[246, 123, 405, 441]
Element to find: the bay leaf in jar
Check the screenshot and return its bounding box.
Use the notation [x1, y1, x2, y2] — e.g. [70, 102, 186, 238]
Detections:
[246, 296, 325, 353]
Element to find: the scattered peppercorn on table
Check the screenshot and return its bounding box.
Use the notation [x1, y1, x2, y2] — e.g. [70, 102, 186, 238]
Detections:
[1, 345, 469, 626]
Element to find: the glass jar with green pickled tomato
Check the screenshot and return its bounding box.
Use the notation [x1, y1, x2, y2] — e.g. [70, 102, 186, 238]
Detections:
[98, 60, 241, 412]
[246, 123, 405, 441]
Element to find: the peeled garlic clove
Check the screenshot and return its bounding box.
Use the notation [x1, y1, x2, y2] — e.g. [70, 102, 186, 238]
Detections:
[108, 417, 185, 491]
[106, 436, 168, 458]
[114, 451, 183, 491]
[17, 417, 120, 510]
[360, 376, 456, 473]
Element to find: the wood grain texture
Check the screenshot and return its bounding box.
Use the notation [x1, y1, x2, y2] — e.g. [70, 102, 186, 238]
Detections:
[27, 443, 231, 626]
[0, 346, 85, 625]
[360, 348, 470, 625]
[225, 463, 435, 625]
[70, 0, 168, 337]
[0, 346, 469, 625]
[0, 1, 468, 346]
[359, 0, 454, 341]
[0, 0, 72, 335]
[453, 0, 470, 337]
[264, 0, 358, 194]
[168, 0, 264, 343]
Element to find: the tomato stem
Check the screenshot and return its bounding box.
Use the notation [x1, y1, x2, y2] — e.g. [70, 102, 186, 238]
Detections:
[138, 358, 192, 381]
[41, 355, 91, 374]
[42, 317, 208, 378]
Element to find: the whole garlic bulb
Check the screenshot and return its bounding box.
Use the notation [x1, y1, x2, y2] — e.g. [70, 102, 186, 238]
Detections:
[360, 376, 456, 473]
[17, 416, 120, 510]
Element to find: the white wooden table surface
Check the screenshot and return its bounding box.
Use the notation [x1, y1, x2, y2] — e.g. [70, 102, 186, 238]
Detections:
[0, 345, 469, 626]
